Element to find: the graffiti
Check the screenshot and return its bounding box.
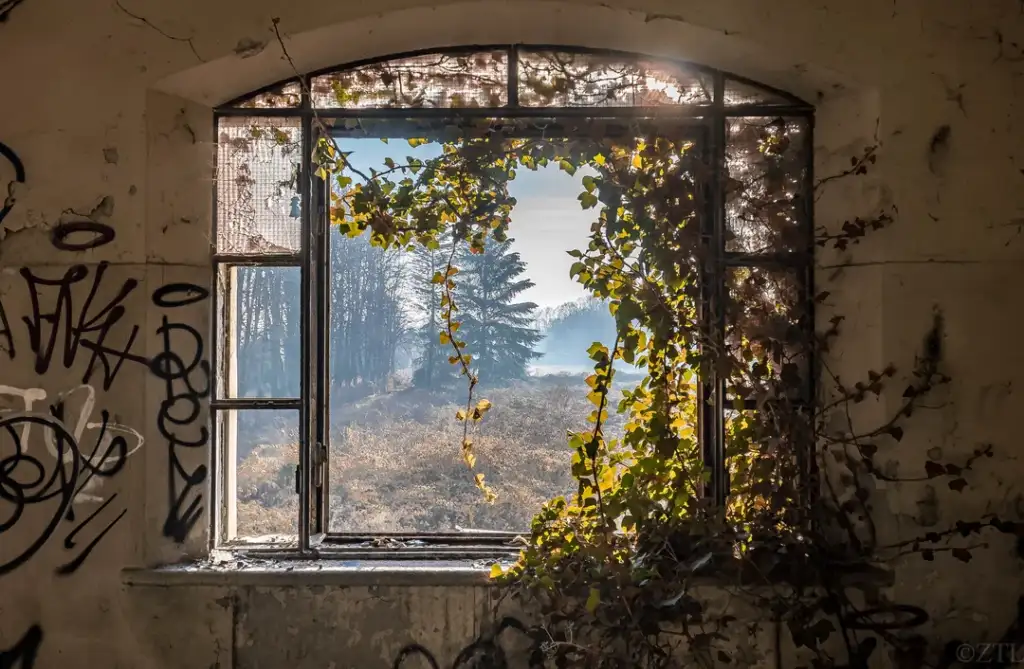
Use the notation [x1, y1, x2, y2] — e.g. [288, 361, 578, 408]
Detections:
[50, 220, 116, 252]
[151, 283, 210, 543]
[55, 495, 126, 576]
[0, 385, 141, 576]
[0, 624, 42, 669]
[20, 261, 147, 391]
[392, 617, 545, 669]
[0, 295, 12, 361]
[0, 141, 24, 230]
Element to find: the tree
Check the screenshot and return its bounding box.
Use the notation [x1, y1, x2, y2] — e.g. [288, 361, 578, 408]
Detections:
[410, 239, 460, 389]
[457, 238, 542, 383]
[536, 296, 617, 369]
[328, 235, 407, 388]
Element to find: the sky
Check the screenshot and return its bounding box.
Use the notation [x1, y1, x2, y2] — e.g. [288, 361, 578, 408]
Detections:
[339, 137, 595, 309]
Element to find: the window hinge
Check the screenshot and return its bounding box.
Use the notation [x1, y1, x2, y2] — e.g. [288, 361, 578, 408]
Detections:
[312, 442, 327, 489]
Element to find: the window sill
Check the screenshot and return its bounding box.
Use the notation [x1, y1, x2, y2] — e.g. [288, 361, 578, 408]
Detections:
[122, 550, 514, 588]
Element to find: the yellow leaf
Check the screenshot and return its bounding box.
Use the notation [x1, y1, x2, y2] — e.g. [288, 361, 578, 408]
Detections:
[489, 563, 504, 579]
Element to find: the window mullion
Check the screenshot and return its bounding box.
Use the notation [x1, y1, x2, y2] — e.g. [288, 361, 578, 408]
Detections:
[312, 169, 331, 536]
[297, 105, 314, 552]
[700, 73, 729, 507]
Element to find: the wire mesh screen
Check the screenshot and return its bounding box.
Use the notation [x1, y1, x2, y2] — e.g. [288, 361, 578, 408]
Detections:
[517, 50, 713, 107]
[216, 117, 303, 254]
[311, 51, 508, 108]
[723, 79, 796, 106]
[724, 116, 810, 254]
[234, 81, 302, 109]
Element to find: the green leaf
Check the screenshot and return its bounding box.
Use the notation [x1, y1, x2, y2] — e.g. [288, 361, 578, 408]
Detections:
[585, 587, 601, 613]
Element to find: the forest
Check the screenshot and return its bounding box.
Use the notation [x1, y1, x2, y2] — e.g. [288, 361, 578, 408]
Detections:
[232, 225, 628, 536]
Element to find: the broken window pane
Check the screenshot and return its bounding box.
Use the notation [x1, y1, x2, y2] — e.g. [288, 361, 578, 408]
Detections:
[311, 51, 508, 109]
[216, 117, 303, 254]
[517, 50, 713, 107]
[216, 265, 301, 399]
[227, 409, 299, 538]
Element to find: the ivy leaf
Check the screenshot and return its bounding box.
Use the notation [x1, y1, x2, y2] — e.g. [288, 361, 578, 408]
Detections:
[585, 587, 601, 613]
[489, 563, 504, 579]
[951, 548, 973, 563]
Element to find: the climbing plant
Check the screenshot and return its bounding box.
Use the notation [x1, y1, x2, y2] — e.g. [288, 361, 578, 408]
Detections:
[247, 35, 1024, 668]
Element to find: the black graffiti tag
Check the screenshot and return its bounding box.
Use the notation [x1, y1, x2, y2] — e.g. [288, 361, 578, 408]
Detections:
[151, 283, 210, 543]
[0, 414, 79, 576]
[0, 624, 42, 669]
[0, 408, 131, 577]
[20, 261, 147, 391]
[0, 140, 25, 231]
[50, 220, 115, 252]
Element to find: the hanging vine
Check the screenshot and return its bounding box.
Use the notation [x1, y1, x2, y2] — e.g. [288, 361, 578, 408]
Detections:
[249, 31, 1024, 668]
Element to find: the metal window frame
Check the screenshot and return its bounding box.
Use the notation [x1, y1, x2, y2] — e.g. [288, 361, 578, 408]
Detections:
[210, 45, 815, 558]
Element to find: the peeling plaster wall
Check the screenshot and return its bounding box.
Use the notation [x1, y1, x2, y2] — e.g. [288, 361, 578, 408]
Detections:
[0, 0, 1023, 667]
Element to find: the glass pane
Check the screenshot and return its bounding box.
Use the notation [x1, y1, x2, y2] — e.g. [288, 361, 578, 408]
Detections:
[517, 49, 713, 107]
[311, 51, 508, 109]
[228, 409, 299, 537]
[233, 81, 302, 109]
[725, 116, 810, 253]
[216, 117, 303, 254]
[324, 131, 679, 532]
[724, 266, 807, 402]
[724, 78, 799, 106]
[217, 265, 301, 399]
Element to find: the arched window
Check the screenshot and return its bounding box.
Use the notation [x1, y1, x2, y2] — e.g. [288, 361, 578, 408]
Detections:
[212, 47, 814, 552]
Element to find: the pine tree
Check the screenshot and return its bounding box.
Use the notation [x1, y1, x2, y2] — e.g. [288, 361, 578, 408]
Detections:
[457, 238, 542, 383]
[409, 239, 460, 388]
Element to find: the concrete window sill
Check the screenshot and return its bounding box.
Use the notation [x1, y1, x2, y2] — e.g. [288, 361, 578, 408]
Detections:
[121, 557, 507, 588]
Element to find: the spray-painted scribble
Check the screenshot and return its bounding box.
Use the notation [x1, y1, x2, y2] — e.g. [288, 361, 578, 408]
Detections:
[0, 385, 144, 504]
[20, 262, 147, 391]
[392, 617, 543, 669]
[0, 413, 78, 576]
[151, 283, 210, 543]
[55, 495, 126, 576]
[0, 624, 42, 669]
[0, 141, 25, 231]
[0, 295, 12, 361]
[50, 220, 116, 252]
[0, 385, 141, 576]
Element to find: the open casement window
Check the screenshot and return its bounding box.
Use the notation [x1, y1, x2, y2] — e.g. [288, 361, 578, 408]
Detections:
[212, 46, 814, 556]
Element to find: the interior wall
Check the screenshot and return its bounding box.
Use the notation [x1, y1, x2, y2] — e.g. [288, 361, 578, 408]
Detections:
[0, 0, 1022, 667]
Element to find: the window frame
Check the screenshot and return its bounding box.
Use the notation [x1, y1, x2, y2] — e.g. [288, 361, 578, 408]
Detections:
[210, 45, 816, 557]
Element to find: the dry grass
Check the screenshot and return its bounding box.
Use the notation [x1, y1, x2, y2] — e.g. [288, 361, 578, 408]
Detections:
[236, 375, 631, 537]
